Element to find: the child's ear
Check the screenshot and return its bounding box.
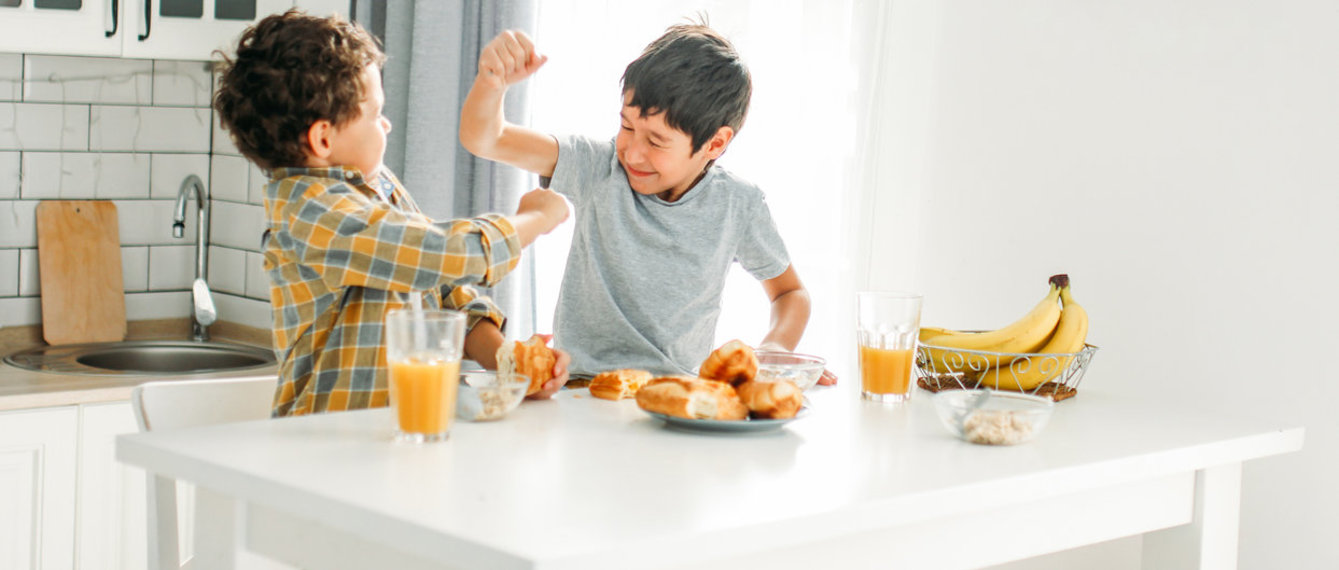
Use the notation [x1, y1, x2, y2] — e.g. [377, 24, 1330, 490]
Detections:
[306, 119, 335, 160]
[704, 126, 735, 160]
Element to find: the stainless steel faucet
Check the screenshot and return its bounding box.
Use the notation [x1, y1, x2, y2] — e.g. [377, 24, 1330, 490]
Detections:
[172, 174, 217, 341]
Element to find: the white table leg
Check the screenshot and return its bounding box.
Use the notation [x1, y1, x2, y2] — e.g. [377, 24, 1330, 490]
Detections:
[191, 486, 241, 570]
[1141, 462, 1243, 569]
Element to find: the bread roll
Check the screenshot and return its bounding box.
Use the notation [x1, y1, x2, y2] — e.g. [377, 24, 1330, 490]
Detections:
[698, 339, 757, 386]
[635, 375, 748, 421]
[495, 334, 556, 396]
[736, 379, 803, 419]
[589, 368, 652, 400]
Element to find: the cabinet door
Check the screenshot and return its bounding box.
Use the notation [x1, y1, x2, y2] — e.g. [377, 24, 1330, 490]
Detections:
[76, 401, 147, 570]
[120, 0, 295, 60]
[0, 0, 122, 56]
[0, 406, 78, 570]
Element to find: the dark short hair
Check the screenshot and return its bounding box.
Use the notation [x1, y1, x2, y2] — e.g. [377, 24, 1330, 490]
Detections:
[213, 9, 385, 171]
[621, 23, 751, 154]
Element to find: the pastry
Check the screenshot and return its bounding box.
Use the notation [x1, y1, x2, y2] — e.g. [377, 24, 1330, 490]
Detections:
[589, 368, 652, 400]
[698, 339, 757, 386]
[635, 375, 748, 421]
[736, 378, 803, 419]
[495, 334, 557, 396]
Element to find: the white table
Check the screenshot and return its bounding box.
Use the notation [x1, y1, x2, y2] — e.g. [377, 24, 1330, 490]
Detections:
[116, 384, 1302, 570]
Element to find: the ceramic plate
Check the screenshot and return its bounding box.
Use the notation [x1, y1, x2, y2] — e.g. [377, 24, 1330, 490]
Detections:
[643, 406, 809, 433]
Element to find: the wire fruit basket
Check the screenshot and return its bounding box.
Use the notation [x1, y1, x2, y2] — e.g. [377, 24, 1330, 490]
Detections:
[914, 343, 1099, 402]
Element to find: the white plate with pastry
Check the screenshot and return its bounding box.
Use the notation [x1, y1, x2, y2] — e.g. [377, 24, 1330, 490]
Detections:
[643, 406, 810, 433]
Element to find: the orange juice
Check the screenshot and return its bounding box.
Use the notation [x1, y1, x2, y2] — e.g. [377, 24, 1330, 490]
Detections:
[389, 359, 460, 435]
[859, 345, 914, 396]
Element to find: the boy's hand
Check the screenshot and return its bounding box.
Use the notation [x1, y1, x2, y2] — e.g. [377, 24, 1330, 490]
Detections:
[526, 337, 570, 399]
[513, 187, 570, 246]
[478, 30, 548, 91]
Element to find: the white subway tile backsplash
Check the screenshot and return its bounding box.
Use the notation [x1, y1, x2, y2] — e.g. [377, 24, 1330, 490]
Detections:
[153, 61, 212, 107]
[212, 110, 240, 156]
[0, 248, 17, 296]
[1, 53, 286, 333]
[248, 162, 267, 205]
[121, 246, 148, 292]
[208, 245, 246, 296]
[18, 248, 37, 296]
[214, 292, 271, 331]
[209, 200, 265, 252]
[0, 54, 20, 102]
[0, 200, 38, 248]
[125, 290, 189, 320]
[245, 251, 269, 300]
[24, 56, 153, 105]
[210, 154, 249, 203]
[0, 152, 18, 198]
[90, 106, 210, 152]
[20, 152, 150, 199]
[0, 296, 40, 327]
[116, 199, 191, 246]
[0, 103, 90, 151]
[150, 153, 210, 199]
[148, 244, 196, 290]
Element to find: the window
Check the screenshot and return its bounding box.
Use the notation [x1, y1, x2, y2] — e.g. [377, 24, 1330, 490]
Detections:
[531, 0, 860, 364]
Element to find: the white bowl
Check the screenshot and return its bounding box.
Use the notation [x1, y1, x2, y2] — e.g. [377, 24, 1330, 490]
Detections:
[755, 351, 826, 391]
[457, 371, 529, 421]
[932, 390, 1054, 445]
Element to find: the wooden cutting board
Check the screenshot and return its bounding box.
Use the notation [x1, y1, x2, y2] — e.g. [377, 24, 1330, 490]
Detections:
[36, 200, 127, 345]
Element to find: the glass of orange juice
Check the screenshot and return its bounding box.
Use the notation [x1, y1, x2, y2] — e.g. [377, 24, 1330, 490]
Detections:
[857, 292, 923, 403]
[385, 308, 466, 443]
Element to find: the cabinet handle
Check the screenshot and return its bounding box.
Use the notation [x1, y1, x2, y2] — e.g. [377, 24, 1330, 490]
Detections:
[138, 0, 152, 41]
[105, 0, 119, 38]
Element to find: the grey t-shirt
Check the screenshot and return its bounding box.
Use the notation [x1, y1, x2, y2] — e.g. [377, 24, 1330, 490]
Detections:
[547, 135, 790, 377]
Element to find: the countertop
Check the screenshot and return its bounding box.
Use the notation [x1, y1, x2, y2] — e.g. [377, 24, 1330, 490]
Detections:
[118, 381, 1305, 569]
[0, 319, 277, 411]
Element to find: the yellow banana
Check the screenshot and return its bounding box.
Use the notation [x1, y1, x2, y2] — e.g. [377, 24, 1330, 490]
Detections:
[919, 276, 1066, 374]
[977, 282, 1089, 390]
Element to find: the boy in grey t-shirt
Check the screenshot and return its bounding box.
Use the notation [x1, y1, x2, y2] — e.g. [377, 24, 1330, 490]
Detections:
[460, 23, 834, 383]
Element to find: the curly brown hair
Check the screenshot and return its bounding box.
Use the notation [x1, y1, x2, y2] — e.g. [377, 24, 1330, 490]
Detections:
[213, 9, 386, 171]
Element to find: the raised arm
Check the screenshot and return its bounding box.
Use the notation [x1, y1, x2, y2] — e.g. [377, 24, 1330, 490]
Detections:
[460, 30, 560, 177]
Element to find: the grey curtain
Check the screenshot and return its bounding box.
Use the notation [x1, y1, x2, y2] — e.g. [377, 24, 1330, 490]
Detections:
[354, 0, 541, 338]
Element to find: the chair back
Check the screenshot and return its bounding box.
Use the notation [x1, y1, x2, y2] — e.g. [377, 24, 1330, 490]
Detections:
[131, 376, 276, 570]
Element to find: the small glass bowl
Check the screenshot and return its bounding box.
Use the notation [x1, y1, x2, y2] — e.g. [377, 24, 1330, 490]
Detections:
[457, 371, 529, 421]
[755, 351, 827, 391]
[932, 390, 1054, 445]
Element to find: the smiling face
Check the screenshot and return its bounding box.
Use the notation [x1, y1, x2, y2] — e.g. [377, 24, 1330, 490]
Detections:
[615, 91, 732, 202]
[322, 64, 392, 178]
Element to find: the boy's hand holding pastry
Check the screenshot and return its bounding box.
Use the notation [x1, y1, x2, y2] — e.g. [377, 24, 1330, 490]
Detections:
[477, 29, 547, 91]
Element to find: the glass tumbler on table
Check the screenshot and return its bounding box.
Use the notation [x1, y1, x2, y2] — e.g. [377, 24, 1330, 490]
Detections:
[857, 292, 923, 403]
[385, 308, 466, 443]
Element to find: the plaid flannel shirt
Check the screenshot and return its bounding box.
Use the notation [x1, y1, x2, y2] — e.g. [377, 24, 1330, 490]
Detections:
[263, 166, 520, 416]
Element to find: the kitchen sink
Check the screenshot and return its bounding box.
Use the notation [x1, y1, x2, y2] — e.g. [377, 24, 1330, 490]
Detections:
[4, 340, 276, 376]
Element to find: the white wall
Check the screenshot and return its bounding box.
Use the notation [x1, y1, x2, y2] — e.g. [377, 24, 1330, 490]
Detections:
[866, 1, 1339, 567]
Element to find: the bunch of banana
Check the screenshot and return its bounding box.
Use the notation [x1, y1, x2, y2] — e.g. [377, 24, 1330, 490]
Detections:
[919, 274, 1089, 391]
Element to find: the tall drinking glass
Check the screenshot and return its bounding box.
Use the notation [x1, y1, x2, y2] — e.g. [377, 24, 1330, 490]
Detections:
[385, 308, 466, 443]
[857, 292, 923, 403]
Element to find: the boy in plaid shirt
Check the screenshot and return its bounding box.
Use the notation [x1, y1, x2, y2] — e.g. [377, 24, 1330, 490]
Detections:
[214, 10, 570, 416]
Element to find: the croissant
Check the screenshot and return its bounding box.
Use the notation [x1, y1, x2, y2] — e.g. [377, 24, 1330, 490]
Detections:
[698, 339, 757, 386]
[736, 379, 803, 419]
[589, 369, 652, 400]
[635, 375, 748, 421]
[495, 334, 557, 395]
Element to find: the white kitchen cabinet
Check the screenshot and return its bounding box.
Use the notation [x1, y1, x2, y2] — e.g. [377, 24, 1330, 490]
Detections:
[0, 1, 122, 57]
[0, 406, 78, 570]
[76, 401, 147, 570]
[0, 0, 349, 60]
